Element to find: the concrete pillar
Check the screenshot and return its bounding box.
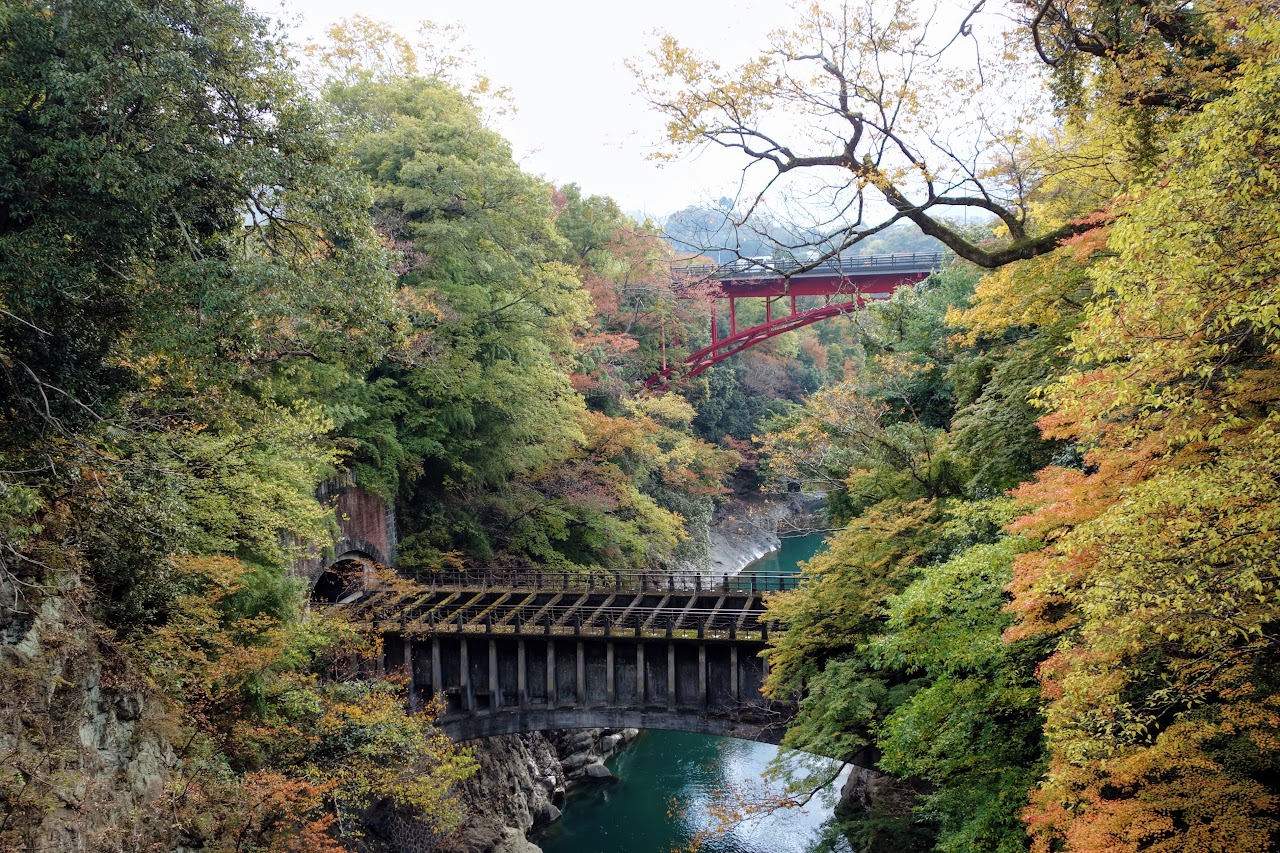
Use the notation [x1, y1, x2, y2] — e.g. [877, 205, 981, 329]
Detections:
[730, 646, 739, 701]
[404, 638, 417, 710]
[460, 639, 473, 712]
[489, 639, 500, 710]
[576, 642, 586, 705]
[698, 644, 707, 708]
[517, 639, 527, 707]
[431, 639, 442, 703]
[667, 643, 676, 709]
[606, 642, 615, 704]
[547, 640, 557, 706]
[636, 643, 646, 706]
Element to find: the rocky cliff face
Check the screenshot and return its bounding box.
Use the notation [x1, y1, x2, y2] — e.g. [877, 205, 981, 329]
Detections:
[706, 492, 819, 577]
[0, 576, 177, 851]
[707, 499, 780, 576]
[436, 728, 639, 853]
[436, 733, 563, 853]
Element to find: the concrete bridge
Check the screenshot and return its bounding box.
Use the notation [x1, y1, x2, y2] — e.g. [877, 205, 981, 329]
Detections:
[335, 570, 798, 743]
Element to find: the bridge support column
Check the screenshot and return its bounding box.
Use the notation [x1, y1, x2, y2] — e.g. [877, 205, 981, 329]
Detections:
[460, 639, 474, 712]
[636, 643, 646, 706]
[517, 640, 527, 706]
[730, 646, 739, 701]
[698, 645, 707, 708]
[547, 641, 557, 706]
[576, 642, 586, 706]
[606, 643, 615, 704]
[431, 639, 442, 704]
[667, 643, 676, 710]
[489, 640, 500, 710]
[405, 638, 418, 711]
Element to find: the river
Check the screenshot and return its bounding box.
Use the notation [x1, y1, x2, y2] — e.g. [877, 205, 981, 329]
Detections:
[536, 533, 848, 853]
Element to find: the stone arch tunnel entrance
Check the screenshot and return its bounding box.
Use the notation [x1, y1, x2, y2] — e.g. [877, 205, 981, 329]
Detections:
[311, 554, 374, 604]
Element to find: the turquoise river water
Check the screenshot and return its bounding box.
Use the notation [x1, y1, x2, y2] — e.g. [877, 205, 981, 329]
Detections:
[536, 533, 847, 853]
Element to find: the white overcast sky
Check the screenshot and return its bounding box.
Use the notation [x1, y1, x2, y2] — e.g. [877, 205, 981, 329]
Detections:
[250, 0, 793, 218]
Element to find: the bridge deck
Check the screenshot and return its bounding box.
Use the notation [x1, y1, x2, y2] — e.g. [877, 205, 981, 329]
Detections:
[675, 250, 950, 298]
[342, 586, 775, 642]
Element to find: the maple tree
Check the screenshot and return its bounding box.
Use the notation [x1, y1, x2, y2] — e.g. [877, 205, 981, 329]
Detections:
[996, 14, 1280, 850]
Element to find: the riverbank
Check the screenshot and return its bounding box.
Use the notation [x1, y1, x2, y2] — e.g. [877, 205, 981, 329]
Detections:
[432, 728, 641, 853]
[707, 492, 821, 576]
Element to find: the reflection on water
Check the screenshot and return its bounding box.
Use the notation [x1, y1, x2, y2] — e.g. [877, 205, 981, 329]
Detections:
[535, 730, 849, 853]
[537, 534, 843, 853]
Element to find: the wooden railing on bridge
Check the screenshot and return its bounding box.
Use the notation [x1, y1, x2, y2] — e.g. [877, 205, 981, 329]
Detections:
[407, 569, 801, 594]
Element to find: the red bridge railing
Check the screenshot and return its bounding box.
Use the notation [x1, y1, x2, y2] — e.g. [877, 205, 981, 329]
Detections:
[672, 250, 950, 282]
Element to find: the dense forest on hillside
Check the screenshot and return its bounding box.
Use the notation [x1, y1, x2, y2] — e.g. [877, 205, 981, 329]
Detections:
[1, 0, 1278, 850]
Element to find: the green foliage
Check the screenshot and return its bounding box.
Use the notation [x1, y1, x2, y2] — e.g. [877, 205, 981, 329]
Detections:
[874, 532, 1046, 853]
[0, 3, 479, 847]
[0, 0, 393, 445]
[758, 10, 1280, 852]
[1000, 20, 1280, 850]
[950, 334, 1070, 493]
[312, 71, 737, 575]
[758, 266, 986, 518]
[320, 75, 594, 567]
[143, 557, 476, 845]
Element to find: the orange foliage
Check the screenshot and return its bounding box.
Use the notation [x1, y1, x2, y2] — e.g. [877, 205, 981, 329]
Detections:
[238, 772, 345, 853]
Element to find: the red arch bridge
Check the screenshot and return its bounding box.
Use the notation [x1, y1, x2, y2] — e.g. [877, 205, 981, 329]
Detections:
[646, 250, 950, 389]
